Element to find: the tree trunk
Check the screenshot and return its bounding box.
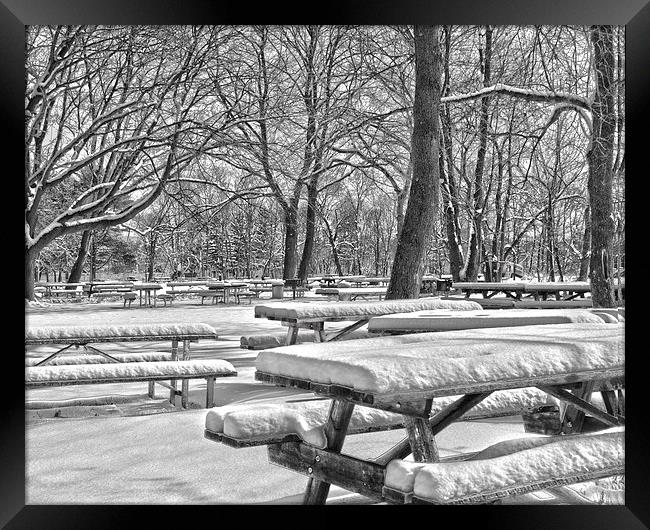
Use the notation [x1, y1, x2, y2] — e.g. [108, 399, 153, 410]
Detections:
[68, 230, 92, 283]
[25, 247, 37, 300]
[587, 26, 616, 308]
[386, 25, 442, 300]
[282, 205, 299, 279]
[297, 181, 318, 281]
[440, 27, 464, 281]
[577, 205, 591, 281]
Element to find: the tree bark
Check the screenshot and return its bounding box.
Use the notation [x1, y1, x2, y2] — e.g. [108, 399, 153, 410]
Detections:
[587, 26, 616, 308]
[68, 230, 93, 283]
[577, 205, 591, 281]
[386, 25, 442, 300]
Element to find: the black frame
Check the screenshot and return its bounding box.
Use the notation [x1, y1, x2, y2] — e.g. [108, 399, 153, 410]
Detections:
[8, 1, 646, 527]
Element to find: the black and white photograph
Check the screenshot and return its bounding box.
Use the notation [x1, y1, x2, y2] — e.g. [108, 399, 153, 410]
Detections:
[9, 0, 646, 524]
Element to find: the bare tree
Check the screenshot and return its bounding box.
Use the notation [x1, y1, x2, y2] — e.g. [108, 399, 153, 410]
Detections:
[386, 25, 442, 299]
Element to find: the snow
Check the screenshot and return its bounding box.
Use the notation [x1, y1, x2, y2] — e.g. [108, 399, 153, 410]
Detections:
[26, 322, 218, 341]
[204, 388, 555, 448]
[389, 428, 624, 504]
[24, 301, 625, 504]
[240, 329, 372, 349]
[25, 351, 173, 366]
[26, 359, 237, 383]
[254, 297, 483, 320]
[256, 323, 624, 396]
[368, 308, 616, 332]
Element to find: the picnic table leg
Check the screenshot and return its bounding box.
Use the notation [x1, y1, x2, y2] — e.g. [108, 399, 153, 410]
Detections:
[181, 340, 191, 408]
[169, 339, 179, 404]
[302, 399, 354, 505]
[312, 322, 326, 342]
[205, 376, 215, 408]
[559, 381, 596, 434]
[285, 325, 299, 346]
[404, 417, 438, 462]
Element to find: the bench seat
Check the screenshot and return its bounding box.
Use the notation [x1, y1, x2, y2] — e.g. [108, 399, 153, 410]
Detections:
[204, 387, 557, 448]
[240, 329, 372, 350]
[367, 308, 619, 333]
[25, 351, 173, 366]
[25, 322, 219, 343]
[26, 359, 237, 408]
[383, 428, 624, 504]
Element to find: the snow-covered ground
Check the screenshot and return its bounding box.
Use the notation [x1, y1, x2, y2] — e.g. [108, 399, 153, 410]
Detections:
[25, 294, 621, 505]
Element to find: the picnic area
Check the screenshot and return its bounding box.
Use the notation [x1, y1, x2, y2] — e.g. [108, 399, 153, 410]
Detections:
[21, 22, 632, 518]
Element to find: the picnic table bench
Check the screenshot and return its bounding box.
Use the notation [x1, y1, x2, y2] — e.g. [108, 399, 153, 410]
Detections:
[441, 296, 596, 310]
[25, 323, 226, 408]
[34, 282, 85, 299]
[250, 297, 482, 349]
[219, 322, 623, 504]
[367, 308, 622, 334]
[26, 359, 236, 408]
[314, 287, 387, 301]
[83, 281, 135, 306]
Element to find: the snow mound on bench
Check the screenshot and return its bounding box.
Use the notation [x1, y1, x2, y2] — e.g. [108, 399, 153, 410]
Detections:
[26, 359, 236, 383]
[205, 388, 555, 448]
[26, 322, 218, 341]
[254, 297, 482, 320]
[25, 351, 173, 366]
[384, 428, 624, 503]
[368, 308, 613, 332]
[240, 330, 373, 349]
[256, 323, 623, 396]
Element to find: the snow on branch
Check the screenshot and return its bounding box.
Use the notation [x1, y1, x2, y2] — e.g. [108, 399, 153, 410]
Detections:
[441, 83, 592, 112]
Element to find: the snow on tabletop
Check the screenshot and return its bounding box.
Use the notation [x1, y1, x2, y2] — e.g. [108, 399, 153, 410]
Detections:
[367, 308, 613, 332]
[255, 323, 623, 396]
[204, 388, 555, 448]
[384, 427, 623, 497]
[253, 297, 483, 320]
[26, 359, 236, 383]
[25, 322, 218, 341]
[411, 429, 624, 503]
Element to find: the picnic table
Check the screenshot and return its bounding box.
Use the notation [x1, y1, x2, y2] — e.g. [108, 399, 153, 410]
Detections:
[132, 283, 163, 307]
[452, 281, 595, 301]
[25, 323, 221, 407]
[206, 281, 250, 304]
[34, 282, 85, 299]
[248, 279, 285, 299]
[251, 297, 483, 347]
[246, 322, 624, 504]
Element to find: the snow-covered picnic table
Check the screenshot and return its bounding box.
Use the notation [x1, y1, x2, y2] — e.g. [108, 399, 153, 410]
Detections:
[367, 307, 622, 334]
[231, 322, 624, 504]
[25, 323, 225, 407]
[452, 281, 601, 301]
[248, 297, 483, 348]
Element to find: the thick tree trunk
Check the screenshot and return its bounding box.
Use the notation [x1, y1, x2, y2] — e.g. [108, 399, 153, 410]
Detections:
[297, 182, 318, 281]
[386, 25, 442, 300]
[587, 25, 616, 308]
[282, 206, 299, 279]
[68, 230, 92, 283]
[25, 247, 37, 300]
